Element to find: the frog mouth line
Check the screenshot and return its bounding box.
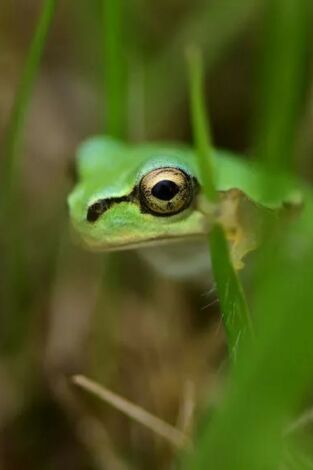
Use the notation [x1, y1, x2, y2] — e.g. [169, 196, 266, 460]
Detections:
[84, 233, 207, 252]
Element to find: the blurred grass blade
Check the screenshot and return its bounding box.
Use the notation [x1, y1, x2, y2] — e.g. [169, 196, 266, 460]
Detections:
[102, 0, 127, 139]
[186, 47, 216, 202]
[187, 215, 313, 469]
[209, 225, 253, 357]
[255, 0, 311, 171]
[187, 46, 253, 356]
[0, 0, 57, 353]
[1, 0, 57, 206]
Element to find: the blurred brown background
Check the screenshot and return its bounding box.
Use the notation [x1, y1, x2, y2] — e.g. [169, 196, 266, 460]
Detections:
[0, 1, 312, 469]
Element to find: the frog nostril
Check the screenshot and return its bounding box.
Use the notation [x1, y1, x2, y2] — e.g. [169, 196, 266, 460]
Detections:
[87, 200, 109, 222]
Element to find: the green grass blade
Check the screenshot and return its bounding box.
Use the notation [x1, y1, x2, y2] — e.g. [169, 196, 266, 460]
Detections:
[187, 214, 313, 470]
[0, 0, 57, 353]
[102, 0, 127, 139]
[186, 47, 216, 202]
[1, 0, 57, 206]
[209, 225, 253, 356]
[255, 0, 311, 171]
[187, 47, 253, 355]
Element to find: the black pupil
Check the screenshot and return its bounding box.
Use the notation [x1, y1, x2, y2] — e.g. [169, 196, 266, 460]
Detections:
[151, 180, 180, 201]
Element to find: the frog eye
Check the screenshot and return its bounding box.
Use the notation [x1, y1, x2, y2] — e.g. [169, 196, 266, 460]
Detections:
[139, 167, 194, 216]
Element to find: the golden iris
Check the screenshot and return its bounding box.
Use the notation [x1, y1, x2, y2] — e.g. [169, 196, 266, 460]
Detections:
[139, 167, 193, 216]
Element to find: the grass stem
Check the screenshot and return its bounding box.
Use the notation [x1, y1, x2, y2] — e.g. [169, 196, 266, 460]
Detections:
[102, 0, 127, 139]
[187, 46, 254, 356]
[1, 0, 57, 207]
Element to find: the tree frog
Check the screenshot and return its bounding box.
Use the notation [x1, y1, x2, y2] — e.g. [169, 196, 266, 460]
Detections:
[68, 136, 302, 278]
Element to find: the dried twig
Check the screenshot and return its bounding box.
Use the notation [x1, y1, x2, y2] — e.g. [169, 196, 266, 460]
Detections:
[72, 375, 191, 449]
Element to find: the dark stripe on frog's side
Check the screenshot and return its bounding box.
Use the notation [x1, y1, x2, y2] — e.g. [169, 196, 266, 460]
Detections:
[86, 176, 199, 222]
[86, 192, 137, 222]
